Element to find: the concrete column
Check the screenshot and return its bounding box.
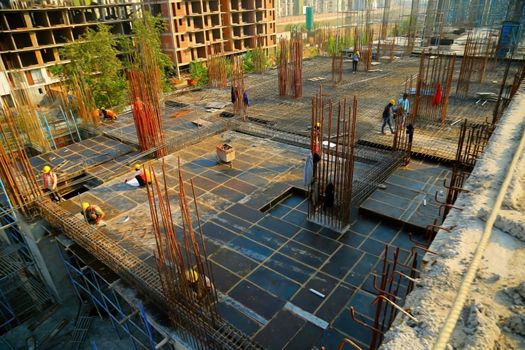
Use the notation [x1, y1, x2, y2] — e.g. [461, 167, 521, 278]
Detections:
[15, 215, 76, 303]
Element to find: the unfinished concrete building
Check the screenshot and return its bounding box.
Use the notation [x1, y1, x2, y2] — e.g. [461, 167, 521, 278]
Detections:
[1, 1, 525, 350]
[0, 0, 141, 104]
[146, 0, 277, 75]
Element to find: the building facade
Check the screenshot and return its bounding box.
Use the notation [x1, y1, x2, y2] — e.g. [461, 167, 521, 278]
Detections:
[145, 0, 277, 75]
[0, 0, 141, 104]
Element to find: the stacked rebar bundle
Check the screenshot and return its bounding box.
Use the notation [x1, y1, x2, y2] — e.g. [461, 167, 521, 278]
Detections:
[146, 159, 219, 348]
[128, 33, 166, 157]
[349, 245, 421, 349]
[308, 88, 357, 232]
[412, 50, 456, 125]
[231, 56, 245, 120]
[208, 54, 228, 88]
[0, 102, 42, 214]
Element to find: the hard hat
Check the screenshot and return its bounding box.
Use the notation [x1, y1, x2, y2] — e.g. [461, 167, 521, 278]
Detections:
[316, 122, 321, 128]
[42, 165, 51, 173]
[134, 163, 141, 170]
[185, 269, 199, 283]
[81, 202, 89, 211]
[389, 99, 396, 105]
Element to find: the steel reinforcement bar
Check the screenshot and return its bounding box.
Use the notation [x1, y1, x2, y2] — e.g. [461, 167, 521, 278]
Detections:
[35, 198, 262, 350]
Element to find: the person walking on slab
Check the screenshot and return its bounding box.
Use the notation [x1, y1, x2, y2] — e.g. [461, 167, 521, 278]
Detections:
[397, 93, 410, 124]
[381, 99, 395, 134]
[352, 50, 360, 73]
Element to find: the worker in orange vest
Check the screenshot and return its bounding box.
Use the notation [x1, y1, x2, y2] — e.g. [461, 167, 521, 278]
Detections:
[42, 165, 60, 201]
[125, 164, 152, 187]
[100, 107, 117, 121]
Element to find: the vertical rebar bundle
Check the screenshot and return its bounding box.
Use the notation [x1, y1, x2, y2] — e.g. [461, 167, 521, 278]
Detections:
[442, 119, 492, 220]
[277, 34, 302, 99]
[289, 32, 303, 98]
[128, 34, 166, 157]
[208, 54, 228, 88]
[0, 102, 42, 214]
[68, 66, 99, 125]
[405, 0, 420, 55]
[8, 72, 52, 153]
[146, 159, 219, 348]
[411, 51, 456, 125]
[308, 88, 357, 232]
[252, 36, 267, 74]
[332, 54, 343, 84]
[278, 38, 288, 96]
[349, 246, 421, 350]
[231, 56, 245, 120]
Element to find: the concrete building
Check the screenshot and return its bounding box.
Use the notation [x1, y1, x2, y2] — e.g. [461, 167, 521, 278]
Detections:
[144, 0, 277, 75]
[0, 0, 141, 105]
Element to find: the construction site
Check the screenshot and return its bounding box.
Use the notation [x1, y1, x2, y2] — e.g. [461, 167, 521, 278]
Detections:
[1, 0, 525, 349]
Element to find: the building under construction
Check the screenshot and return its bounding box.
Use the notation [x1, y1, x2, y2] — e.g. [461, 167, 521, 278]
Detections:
[1, 1, 525, 350]
[145, 0, 277, 76]
[0, 0, 141, 104]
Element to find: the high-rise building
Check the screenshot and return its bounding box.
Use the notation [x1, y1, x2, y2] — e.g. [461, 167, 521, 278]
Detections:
[0, 0, 141, 104]
[144, 0, 277, 76]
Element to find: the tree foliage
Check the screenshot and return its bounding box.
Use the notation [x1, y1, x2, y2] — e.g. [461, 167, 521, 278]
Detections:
[327, 34, 353, 56]
[189, 61, 208, 86]
[56, 25, 127, 108]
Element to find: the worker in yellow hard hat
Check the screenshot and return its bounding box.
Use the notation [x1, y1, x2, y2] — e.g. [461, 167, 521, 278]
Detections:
[124, 163, 152, 187]
[42, 165, 60, 201]
[381, 99, 396, 134]
[81, 202, 105, 225]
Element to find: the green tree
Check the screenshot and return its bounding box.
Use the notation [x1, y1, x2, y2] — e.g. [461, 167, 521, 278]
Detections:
[189, 61, 208, 86]
[58, 24, 127, 108]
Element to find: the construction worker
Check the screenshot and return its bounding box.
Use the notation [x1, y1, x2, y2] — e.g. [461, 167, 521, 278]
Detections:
[352, 50, 360, 73]
[397, 93, 410, 124]
[81, 202, 105, 225]
[124, 164, 152, 187]
[185, 268, 214, 298]
[311, 122, 321, 155]
[101, 108, 117, 121]
[42, 165, 60, 201]
[381, 99, 395, 134]
[242, 90, 249, 117]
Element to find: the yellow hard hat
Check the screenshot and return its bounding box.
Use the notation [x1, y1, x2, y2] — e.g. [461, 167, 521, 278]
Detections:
[316, 122, 321, 128]
[81, 202, 89, 211]
[185, 269, 199, 283]
[134, 163, 141, 170]
[389, 99, 396, 105]
[42, 165, 51, 173]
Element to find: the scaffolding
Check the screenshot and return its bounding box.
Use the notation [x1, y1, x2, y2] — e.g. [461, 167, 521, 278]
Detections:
[0, 207, 54, 334]
[56, 235, 182, 350]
